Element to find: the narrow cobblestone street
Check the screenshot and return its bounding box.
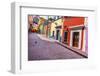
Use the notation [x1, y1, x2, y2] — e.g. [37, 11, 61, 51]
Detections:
[28, 33, 84, 60]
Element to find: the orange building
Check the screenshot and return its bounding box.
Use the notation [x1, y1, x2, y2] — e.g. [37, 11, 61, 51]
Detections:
[62, 16, 87, 52]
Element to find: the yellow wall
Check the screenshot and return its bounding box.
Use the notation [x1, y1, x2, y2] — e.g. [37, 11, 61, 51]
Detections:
[50, 22, 56, 36]
[28, 15, 33, 29]
[50, 19, 63, 37]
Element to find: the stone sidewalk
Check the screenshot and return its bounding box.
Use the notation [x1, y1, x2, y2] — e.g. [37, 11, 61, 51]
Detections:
[37, 34, 88, 58]
[56, 42, 88, 58]
[37, 34, 57, 42]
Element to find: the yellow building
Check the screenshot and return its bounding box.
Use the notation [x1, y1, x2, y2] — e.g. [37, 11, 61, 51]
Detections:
[38, 17, 46, 34]
[28, 15, 33, 30]
[50, 18, 63, 41]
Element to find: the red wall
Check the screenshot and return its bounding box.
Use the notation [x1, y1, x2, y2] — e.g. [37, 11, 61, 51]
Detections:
[62, 17, 85, 48]
[63, 17, 84, 27]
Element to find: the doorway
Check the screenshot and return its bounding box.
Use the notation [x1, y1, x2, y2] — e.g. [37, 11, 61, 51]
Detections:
[56, 30, 60, 40]
[64, 31, 68, 44]
[72, 32, 79, 47]
[52, 31, 54, 37]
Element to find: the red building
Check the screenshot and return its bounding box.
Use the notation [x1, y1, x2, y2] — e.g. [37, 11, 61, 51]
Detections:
[62, 16, 87, 52]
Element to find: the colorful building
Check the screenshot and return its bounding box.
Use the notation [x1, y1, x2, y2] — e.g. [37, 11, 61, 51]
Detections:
[28, 15, 88, 53]
[28, 15, 33, 31]
[62, 16, 88, 52]
[28, 15, 40, 32]
[50, 18, 63, 42]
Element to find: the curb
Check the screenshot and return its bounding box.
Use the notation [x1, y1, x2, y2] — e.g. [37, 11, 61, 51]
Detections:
[37, 34, 88, 58]
[55, 41, 88, 58]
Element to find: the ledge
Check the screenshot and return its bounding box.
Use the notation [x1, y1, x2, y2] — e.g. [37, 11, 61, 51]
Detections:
[55, 41, 88, 58]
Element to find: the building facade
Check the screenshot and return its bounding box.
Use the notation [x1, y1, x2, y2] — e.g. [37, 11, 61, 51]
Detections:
[28, 15, 88, 53]
[62, 16, 88, 52]
[50, 18, 63, 42]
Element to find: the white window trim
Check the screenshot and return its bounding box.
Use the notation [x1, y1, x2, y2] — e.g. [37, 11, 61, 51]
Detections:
[82, 29, 86, 52]
[70, 30, 82, 49]
[69, 24, 84, 28]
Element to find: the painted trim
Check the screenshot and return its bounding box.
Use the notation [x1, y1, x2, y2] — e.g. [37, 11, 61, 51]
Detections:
[70, 30, 82, 49]
[82, 29, 86, 52]
[68, 24, 84, 28]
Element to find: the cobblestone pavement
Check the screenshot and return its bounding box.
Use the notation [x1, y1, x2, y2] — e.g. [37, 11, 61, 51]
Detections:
[28, 33, 84, 60]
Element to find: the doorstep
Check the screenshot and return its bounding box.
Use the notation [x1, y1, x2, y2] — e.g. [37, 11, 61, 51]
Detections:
[55, 41, 88, 58]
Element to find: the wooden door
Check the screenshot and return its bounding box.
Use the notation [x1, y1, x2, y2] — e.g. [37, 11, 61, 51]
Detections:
[72, 32, 79, 47]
